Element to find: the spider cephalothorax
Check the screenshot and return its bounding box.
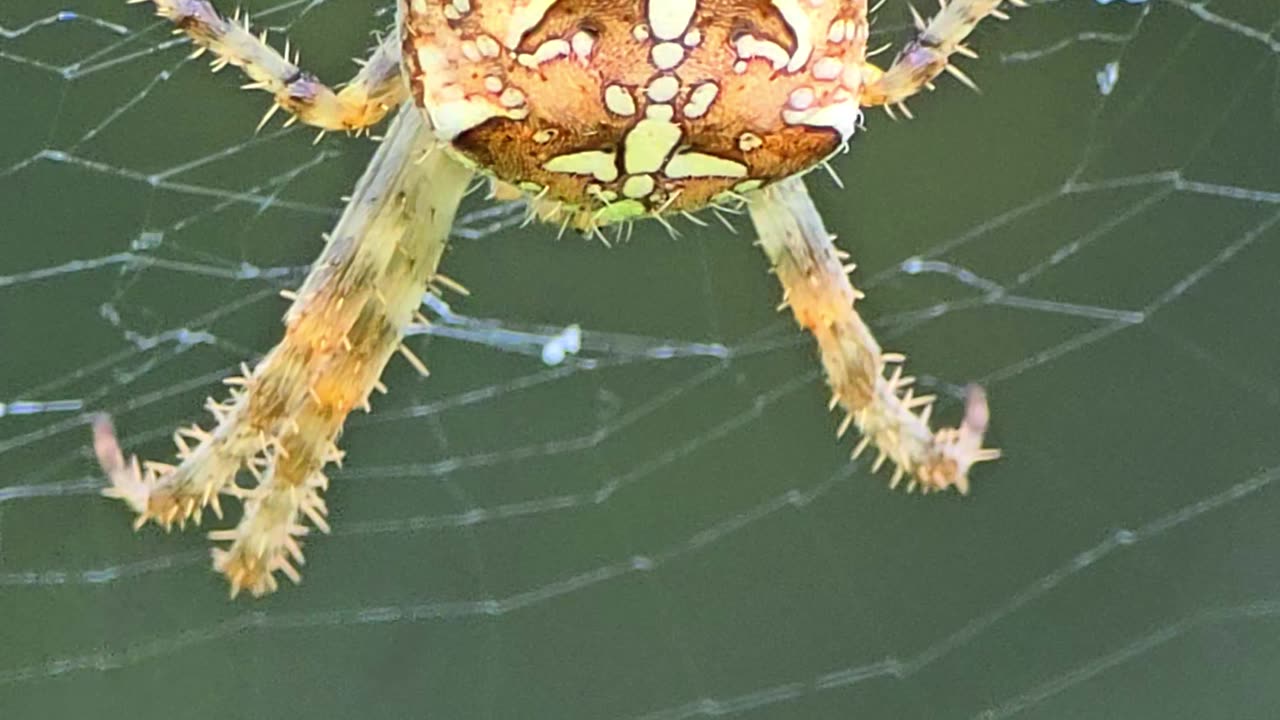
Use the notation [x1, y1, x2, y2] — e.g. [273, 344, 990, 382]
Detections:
[100, 0, 1017, 596]
[403, 0, 868, 228]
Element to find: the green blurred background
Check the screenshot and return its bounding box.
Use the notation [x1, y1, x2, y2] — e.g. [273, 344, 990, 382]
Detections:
[3, 1, 1279, 718]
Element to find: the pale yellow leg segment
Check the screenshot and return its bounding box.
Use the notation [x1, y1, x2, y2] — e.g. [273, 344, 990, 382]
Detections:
[131, 0, 406, 133]
[859, 0, 1025, 110]
[748, 177, 998, 494]
[99, 105, 475, 596]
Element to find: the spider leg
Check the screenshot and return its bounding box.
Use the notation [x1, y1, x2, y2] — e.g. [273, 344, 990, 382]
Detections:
[99, 106, 475, 596]
[859, 0, 1025, 110]
[133, 0, 406, 133]
[748, 177, 998, 494]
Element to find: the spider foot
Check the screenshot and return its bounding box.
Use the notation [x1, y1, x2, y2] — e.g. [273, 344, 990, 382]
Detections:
[853, 383, 1000, 495]
[95, 390, 339, 597]
[209, 482, 324, 598]
[94, 414, 234, 531]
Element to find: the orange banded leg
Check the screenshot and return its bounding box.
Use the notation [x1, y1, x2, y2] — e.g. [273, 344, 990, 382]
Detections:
[99, 106, 475, 596]
[748, 177, 998, 494]
[131, 0, 406, 134]
[859, 0, 1026, 114]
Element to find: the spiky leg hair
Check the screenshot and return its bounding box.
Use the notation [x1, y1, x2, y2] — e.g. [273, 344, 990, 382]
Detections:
[99, 105, 475, 596]
[748, 176, 998, 494]
[130, 0, 405, 134]
[860, 0, 1027, 115]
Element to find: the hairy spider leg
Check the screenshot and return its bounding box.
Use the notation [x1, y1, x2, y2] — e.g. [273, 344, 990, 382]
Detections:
[101, 107, 473, 596]
[859, 0, 1027, 116]
[130, 0, 406, 135]
[749, 177, 998, 494]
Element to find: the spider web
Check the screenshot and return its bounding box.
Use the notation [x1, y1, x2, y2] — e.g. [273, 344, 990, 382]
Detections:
[2, 0, 1279, 717]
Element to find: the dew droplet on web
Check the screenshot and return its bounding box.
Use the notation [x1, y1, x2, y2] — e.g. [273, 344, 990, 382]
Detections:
[1095, 61, 1120, 95]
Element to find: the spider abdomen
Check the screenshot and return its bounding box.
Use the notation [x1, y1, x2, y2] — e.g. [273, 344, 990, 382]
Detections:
[402, 0, 870, 227]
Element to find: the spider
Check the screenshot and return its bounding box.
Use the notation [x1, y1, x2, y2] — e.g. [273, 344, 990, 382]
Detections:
[97, 0, 1016, 597]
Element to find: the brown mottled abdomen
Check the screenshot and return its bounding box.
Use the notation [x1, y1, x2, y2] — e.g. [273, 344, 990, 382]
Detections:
[402, 0, 870, 226]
